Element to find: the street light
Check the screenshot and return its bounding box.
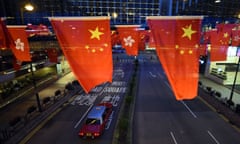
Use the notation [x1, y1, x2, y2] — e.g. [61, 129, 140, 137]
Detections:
[24, 3, 34, 11]
[227, 56, 240, 105]
[28, 62, 42, 112]
[20, 2, 34, 24]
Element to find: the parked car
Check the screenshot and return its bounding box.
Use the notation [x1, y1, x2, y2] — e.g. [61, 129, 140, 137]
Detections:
[78, 102, 113, 139]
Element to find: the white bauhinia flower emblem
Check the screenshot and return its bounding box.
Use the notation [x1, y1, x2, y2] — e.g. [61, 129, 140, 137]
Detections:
[15, 38, 24, 51]
[123, 36, 135, 47]
[234, 35, 240, 41]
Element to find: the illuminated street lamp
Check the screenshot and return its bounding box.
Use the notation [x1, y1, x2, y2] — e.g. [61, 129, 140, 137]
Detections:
[20, 2, 35, 24]
[24, 3, 34, 11]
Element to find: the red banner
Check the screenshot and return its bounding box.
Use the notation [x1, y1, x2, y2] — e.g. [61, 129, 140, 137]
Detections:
[117, 25, 140, 56]
[111, 30, 121, 47]
[50, 17, 113, 93]
[209, 30, 228, 61]
[46, 48, 58, 63]
[138, 30, 149, 51]
[148, 30, 156, 48]
[147, 16, 203, 100]
[0, 18, 14, 50]
[7, 26, 31, 62]
[13, 56, 22, 71]
[231, 29, 240, 46]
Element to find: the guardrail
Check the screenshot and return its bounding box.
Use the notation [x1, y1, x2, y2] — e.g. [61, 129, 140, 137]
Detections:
[1, 81, 82, 144]
[198, 81, 240, 129]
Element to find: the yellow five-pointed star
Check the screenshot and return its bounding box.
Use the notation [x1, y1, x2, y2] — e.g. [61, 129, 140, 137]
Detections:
[182, 24, 196, 40]
[223, 32, 229, 38]
[89, 27, 104, 40]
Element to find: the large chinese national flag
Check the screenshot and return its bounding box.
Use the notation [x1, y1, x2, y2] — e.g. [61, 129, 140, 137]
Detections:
[0, 18, 14, 50]
[147, 16, 203, 100]
[209, 24, 235, 61]
[116, 25, 140, 56]
[209, 30, 228, 61]
[49, 17, 113, 93]
[7, 26, 31, 61]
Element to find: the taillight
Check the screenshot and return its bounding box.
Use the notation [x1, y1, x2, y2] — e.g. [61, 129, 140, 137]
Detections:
[94, 132, 100, 137]
[79, 132, 84, 136]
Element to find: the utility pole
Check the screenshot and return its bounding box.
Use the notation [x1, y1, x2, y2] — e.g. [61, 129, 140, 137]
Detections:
[30, 62, 42, 112]
[228, 57, 240, 105]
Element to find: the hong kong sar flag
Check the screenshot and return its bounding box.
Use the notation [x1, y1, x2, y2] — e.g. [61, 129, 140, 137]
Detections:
[116, 25, 140, 56]
[7, 26, 31, 62]
[49, 17, 113, 93]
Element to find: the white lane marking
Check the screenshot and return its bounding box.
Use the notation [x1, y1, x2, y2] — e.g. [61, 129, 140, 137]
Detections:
[149, 72, 156, 77]
[180, 101, 197, 118]
[74, 104, 93, 129]
[165, 81, 171, 90]
[158, 73, 164, 79]
[170, 131, 178, 144]
[207, 130, 220, 144]
[105, 111, 114, 130]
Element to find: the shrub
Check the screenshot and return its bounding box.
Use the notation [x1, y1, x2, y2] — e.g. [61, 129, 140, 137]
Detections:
[27, 105, 37, 114]
[43, 97, 51, 104]
[125, 96, 133, 106]
[119, 118, 128, 132]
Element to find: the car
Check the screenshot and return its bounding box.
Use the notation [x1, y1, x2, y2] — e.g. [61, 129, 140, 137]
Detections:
[78, 102, 113, 139]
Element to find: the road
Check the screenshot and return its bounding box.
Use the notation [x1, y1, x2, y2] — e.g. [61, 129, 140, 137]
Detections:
[25, 53, 135, 144]
[133, 52, 240, 144]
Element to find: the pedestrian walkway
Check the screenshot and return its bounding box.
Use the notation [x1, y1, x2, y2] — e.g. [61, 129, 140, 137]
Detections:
[199, 74, 240, 129]
[0, 72, 81, 143]
[199, 74, 240, 106]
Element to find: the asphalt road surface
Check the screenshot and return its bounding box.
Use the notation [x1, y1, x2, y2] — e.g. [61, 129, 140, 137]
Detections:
[25, 54, 134, 144]
[133, 52, 240, 144]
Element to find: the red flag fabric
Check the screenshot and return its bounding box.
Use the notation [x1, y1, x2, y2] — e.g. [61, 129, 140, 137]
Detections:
[209, 24, 236, 61]
[216, 24, 234, 46]
[13, 56, 22, 71]
[46, 48, 58, 63]
[147, 16, 203, 100]
[231, 29, 240, 46]
[209, 30, 228, 61]
[49, 17, 113, 93]
[0, 18, 14, 50]
[216, 23, 236, 34]
[147, 30, 156, 49]
[138, 30, 149, 51]
[7, 26, 31, 62]
[111, 30, 121, 47]
[199, 44, 207, 56]
[116, 25, 140, 56]
[202, 31, 211, 44]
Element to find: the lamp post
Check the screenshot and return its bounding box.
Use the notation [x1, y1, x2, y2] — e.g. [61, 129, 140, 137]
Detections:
[29, 62, 42, 112]
[20, 2, 34, 24]
[228, 56, 240, 105]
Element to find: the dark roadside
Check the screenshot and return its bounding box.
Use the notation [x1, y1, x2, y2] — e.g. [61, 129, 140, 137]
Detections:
[198, 83, 240, 130]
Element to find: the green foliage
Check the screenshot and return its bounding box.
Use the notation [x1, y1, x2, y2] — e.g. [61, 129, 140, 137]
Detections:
[125, 95, 133, 106]
[119, 118, 129, 131]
